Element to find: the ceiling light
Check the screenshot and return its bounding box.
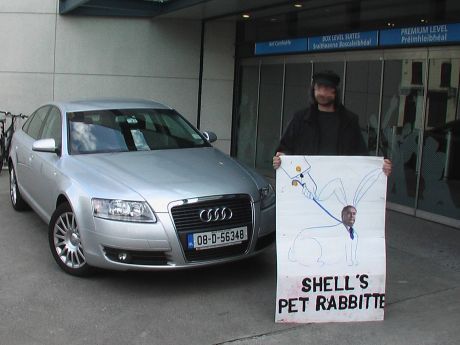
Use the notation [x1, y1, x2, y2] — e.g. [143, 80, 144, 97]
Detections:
[294, 3, 303, 8]
[242, 13, 250, 19]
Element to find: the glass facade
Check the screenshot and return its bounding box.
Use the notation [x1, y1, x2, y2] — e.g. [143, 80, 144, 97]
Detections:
[235, 64, 259, 168]
[418, 58, 460, 218]
[233, 48, 460, 224]
[255, 63, 284, 175]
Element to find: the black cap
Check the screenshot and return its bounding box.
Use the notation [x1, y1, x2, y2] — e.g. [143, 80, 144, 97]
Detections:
[312, 70, 340, 87]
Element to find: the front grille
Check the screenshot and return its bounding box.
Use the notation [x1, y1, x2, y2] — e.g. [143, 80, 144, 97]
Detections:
[170, 195, 253, 262]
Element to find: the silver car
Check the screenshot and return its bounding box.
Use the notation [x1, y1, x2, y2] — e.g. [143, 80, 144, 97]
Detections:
[8, 99, 275, 276]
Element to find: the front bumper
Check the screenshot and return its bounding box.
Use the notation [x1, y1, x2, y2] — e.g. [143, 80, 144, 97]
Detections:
[80, 197, 275, 271]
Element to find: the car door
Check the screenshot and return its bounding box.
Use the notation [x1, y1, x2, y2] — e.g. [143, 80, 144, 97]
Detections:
[15, 106, 50, 205]
[31, 106, 63, 219]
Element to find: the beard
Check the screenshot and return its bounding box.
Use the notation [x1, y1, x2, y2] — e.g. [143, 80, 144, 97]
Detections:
[315, 94, 336, 106]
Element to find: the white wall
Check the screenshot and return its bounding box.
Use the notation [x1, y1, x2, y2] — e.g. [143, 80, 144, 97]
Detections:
[0, 1, 56, 114]
[0, 1, 236, 154]
[200, 20, 236, 153]
[53, 16, 202, 124]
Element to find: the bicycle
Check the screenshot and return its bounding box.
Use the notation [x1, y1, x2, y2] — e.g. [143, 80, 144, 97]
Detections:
[0, 111, 28, 173]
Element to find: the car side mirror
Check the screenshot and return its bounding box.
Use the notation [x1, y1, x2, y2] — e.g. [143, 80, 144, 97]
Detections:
[32, 138, 60, 155]
[202, 131, 217, 143]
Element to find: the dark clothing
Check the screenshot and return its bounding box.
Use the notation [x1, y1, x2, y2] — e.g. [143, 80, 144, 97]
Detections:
[317, 110, 340, 155]
[276, 104, 368, 156]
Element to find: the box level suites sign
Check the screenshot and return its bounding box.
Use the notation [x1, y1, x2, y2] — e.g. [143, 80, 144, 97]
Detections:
[275, 156, 387, 323]
[308, 31, 378, 51]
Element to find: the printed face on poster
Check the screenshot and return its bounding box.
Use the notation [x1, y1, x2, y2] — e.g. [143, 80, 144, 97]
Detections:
[275, 156, 387, 323]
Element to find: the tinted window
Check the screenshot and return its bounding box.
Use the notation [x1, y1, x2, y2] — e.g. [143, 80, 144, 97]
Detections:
[22, 113, 35, 133]
[41, 107, 62, 147]
[67, 108, 209, 155]
[25, 106, 50, 139]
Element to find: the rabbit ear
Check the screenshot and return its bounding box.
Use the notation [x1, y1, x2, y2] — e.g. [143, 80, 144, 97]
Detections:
[353, 168, 382, 206]
[302, 156, 312, 170]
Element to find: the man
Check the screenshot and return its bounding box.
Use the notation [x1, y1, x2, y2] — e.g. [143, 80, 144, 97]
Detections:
[272, 70, 392, 176]
[341, 205, 358, 266]
[342, 205, 357, 239]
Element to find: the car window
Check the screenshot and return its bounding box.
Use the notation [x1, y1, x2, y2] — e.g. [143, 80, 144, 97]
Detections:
[41, 107, 62, 147]
[161, 114, 201, 143]
[25, 106, 50, 139]
[67, 108, 209, 155]
[22, 113, 35, 133]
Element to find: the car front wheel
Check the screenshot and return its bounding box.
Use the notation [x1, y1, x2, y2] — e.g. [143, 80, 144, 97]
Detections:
[49, 203, 92, 276]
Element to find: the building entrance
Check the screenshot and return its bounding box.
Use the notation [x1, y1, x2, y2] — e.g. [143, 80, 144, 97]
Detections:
[233, 47, 460, 227]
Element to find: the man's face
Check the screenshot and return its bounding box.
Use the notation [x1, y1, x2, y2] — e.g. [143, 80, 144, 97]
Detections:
[314, 83, 336, 106]
[342, 207, 356, 227]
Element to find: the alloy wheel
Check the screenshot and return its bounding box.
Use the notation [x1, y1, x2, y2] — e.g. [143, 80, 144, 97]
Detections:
[9, 168, 17, 206]
[53, 211, 86, 269]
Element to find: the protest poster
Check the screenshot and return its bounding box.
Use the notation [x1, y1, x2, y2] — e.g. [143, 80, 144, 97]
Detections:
[275, 156, 387, 323]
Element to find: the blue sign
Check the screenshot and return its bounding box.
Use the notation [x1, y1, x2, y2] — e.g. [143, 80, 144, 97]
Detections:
[255, 38, 308, 55]
[254, 23, 460, 56]
[308, 31, 379, 51]
[380, 23, 460, 46]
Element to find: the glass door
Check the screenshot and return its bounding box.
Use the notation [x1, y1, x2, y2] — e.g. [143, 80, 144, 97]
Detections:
[282, 61, 312, 134]
[417, 53, 460, 221]
[379, 53, 427, 210]
[344, 58, 383, 156]
[255, 60, 284, 175]
[235, 61, 259, 168]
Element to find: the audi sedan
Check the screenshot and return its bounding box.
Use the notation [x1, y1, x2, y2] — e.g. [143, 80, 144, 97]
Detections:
[8, 99, 275, 276]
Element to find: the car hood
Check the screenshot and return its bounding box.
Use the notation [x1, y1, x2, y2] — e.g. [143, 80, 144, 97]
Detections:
[68, 148, 264, 212]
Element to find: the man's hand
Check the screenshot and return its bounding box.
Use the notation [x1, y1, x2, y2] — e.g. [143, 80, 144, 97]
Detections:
[273, 152, 284, 169]
[383, 159, 392, 176]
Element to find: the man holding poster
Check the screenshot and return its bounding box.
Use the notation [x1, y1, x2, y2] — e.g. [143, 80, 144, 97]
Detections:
[272, 70, 392, 174]
[272, 70, 391, 323]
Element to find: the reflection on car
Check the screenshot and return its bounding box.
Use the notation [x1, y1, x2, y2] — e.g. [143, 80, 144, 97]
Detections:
[8, 99, 276, 276]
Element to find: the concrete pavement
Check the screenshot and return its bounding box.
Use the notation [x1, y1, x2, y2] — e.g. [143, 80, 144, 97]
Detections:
[0, 171, 459, 345]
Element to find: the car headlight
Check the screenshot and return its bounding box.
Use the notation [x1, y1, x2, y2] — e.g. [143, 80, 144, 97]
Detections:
[92, 198, 157, 223]
[259, 184, 275, 210]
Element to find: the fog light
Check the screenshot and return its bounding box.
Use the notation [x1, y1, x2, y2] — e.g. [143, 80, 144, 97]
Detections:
[118, 252, 129, 262]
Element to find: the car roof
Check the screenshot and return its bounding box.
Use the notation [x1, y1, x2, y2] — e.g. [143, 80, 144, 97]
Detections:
[48, 98, 172, 113]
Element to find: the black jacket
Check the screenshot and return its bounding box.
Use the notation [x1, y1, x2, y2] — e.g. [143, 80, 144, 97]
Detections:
[277, 104, 368, 155]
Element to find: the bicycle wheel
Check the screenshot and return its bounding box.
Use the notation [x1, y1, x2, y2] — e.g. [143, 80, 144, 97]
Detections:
[4, 118, 16, 166]
[5, 130, 12, 162]
[0, 132, 5, 173]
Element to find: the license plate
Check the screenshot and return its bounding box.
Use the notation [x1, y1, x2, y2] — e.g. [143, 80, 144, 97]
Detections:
[187, 226, 248, 250]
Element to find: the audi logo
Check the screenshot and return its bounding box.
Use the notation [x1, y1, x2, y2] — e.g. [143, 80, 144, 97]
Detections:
[199, 207, 233, 222]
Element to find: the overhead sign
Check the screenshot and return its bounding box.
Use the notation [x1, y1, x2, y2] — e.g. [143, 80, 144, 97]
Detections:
[255, 38, 308, 55]
[254, 22, 460, 55]
[380, 23, 460, 46]
[275, 156, 387, 323]
[308, 31, 378, 51]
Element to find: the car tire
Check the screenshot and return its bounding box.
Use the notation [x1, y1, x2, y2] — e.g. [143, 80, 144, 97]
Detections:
[9, 165, 29, 211]
[48, 203, 92, 276]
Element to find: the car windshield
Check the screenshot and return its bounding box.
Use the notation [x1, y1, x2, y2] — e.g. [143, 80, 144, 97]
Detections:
[67, 108, 210, 154]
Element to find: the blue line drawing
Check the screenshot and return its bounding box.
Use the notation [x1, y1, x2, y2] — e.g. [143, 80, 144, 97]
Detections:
[280, 157, 383, 267]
